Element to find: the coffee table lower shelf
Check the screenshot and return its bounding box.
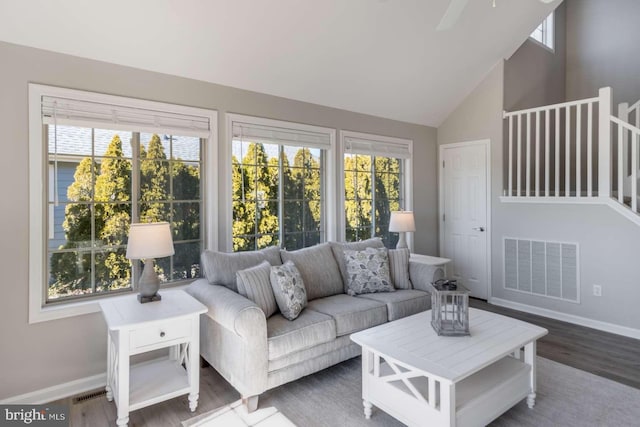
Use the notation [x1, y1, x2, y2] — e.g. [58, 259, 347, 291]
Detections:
[362, 353, 532, 427]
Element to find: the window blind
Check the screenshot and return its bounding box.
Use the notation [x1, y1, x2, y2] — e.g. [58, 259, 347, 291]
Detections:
[344, 135, 412, 159]
[232, 122, 331, 149]
[42, 96, 211, 138]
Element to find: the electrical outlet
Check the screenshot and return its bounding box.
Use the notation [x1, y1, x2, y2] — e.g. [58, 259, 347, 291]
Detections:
[593, 285, 602, 297]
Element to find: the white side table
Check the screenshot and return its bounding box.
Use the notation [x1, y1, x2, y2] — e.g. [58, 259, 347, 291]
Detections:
[99, 290, 207, 427]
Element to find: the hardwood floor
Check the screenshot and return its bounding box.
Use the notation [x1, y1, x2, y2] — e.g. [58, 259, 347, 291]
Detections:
[470, 298, 640, 389]
[58, 301, 640, 426]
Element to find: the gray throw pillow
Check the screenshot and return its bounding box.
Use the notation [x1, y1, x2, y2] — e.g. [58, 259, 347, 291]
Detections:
[237, 261, 278, 318]
[200, 246, 282, 292]
[330, 238, 385, 292]
[270, 261, 308, 320]
[388, 248, 412, 289]
[344, 247, 395, 296]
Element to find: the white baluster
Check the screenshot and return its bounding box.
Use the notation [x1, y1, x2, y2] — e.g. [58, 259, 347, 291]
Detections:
[618, 120, 624, 203]
[518, 114, 522, 197]
[527, 112, 531, 197]
[555, 108, 560, 197]
[545, 109, 550, 197]
[576, 105, 581, 198]
[509, 115, 513, 197]
[587, 102, 593, 197]
[566, 106, 571, 197]
[632, 130, 637, 212]
[535, 110, 540, 197]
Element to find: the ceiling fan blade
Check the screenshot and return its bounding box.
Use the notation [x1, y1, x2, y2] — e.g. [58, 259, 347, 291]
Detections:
[436, 0, 469, 31]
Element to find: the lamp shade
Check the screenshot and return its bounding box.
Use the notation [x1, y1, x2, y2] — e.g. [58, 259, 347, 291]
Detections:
[126, 222, 175, 260]
[389, 211, 416, 232]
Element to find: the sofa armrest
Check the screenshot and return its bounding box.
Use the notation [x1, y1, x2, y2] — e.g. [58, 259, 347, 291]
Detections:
[409, 260, 445, 292]
[187, 278, 266, 337]
[186, 279, 268, 397]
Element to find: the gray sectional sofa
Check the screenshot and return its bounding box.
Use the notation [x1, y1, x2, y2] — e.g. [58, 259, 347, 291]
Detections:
[186, 239, 443, 411]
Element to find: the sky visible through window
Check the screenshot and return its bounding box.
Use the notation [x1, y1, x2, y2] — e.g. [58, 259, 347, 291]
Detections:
[530, 11, 554, 50]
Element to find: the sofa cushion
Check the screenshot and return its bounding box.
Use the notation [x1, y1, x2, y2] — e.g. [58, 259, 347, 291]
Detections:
[201, 246, 282, 292]
[280, 243, 343, 301]
[357, 289, 430, 321]
[270, 261, 308, 321]
[237, 261, 278, 318]
[307, 294, 387, 336]
[389, 248, 412, 289]
[330, 238, 384, 291]
[343, 247, 395, 296]
[267, 309, 336, 360]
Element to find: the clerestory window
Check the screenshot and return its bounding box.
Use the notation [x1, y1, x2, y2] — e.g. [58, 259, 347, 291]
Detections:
[530, 11, 554, 51]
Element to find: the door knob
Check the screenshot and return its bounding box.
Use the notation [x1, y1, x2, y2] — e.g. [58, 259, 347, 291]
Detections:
[472, 227, 485, 232]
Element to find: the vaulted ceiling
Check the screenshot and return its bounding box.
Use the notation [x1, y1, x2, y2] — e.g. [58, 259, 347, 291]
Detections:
[0, 0, 560, 126]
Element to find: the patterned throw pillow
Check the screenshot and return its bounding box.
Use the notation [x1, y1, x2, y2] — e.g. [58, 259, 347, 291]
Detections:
[270, 261, 308, 320]
[343, 247, 395, 296]
[236, 261, 278, 318]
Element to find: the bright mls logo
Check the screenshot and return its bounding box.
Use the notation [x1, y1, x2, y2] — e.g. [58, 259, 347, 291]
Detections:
[1, 405, 68, 426]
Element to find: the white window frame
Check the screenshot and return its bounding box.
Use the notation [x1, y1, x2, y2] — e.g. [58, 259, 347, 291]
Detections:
[28, 84, 218, 323]
[529, 11, 554, 52]
[338, 130, 413, 250]
[224, 114, 337, 251]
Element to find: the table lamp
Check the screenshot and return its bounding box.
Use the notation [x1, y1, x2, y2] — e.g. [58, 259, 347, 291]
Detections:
[389, 211, 415, 250]
[126, 222, 174, 303]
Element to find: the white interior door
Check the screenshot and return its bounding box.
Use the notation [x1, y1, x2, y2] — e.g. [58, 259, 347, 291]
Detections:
[441, 142, 489, 299]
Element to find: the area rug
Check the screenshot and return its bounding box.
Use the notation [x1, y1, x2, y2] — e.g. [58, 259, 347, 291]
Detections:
[184, 356, 640, 427]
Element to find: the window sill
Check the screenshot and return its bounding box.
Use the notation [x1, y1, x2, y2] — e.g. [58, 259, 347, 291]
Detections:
[29, 282, 193, 324]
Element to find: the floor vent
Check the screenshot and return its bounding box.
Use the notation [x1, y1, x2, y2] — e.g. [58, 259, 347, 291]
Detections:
[72, 389, 107, 404]
[504, 238, 579, 303]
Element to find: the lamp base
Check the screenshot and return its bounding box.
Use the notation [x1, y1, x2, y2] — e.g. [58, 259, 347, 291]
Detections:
[137, 258, 161, 304]
[137, 293, 162, 304]
[396, 232, 409, 250]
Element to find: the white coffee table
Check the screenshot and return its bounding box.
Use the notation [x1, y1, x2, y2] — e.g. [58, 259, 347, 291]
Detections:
[350, 308, 548, 427]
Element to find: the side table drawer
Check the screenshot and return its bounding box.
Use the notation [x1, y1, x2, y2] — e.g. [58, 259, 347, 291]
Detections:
[130, 318, 191, 350]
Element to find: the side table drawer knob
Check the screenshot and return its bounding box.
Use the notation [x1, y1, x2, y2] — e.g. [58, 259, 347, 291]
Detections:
[160, 331, 166, 337]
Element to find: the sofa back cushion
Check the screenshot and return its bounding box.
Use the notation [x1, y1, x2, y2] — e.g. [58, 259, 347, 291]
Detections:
[280, 243, 343, 301]
[330, 238, 385, 292]
[201, 246, 282, 292]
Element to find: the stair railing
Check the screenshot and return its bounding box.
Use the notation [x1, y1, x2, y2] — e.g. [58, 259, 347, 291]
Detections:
[611, 115, 640, 212]
[503, 87, 611, 199]
[618, 100, 640, 199]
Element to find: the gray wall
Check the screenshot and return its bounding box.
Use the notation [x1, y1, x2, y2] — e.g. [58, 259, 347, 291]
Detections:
[504, 2, 566, 111]
[503, 3, 568, 194]
[0, 40, 437, 400]
[438, 59, 640, 332]
[566, 0, 640, 106]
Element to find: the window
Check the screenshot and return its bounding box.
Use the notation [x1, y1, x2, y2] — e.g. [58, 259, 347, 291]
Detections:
[227, 114, 336, 252]
[29, 84, 217, 322]
[340, 131, 412, 249]
[530, 11, 554, 51]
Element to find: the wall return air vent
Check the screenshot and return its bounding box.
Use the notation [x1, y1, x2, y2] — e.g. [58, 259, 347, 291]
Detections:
[504, 238, 579, 303]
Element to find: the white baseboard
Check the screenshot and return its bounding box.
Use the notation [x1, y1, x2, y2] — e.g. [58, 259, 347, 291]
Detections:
[0, 373, 106, 405]
[489, 297, 640, 340]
